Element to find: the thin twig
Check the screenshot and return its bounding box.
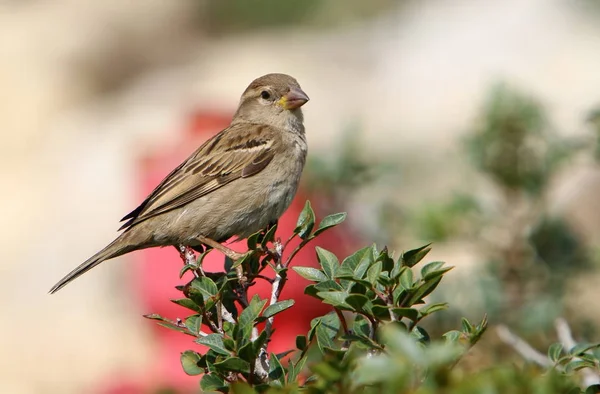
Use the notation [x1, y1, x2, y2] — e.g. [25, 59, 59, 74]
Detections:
[253, 239, 288, 381]
[496, 325, 551, 367]
[255, 274, 275, 284]
[284, 238, 312, 267]
[334, 308, 349, 335]
[203, 310, 223, 334]
[265, 240, 286, 338]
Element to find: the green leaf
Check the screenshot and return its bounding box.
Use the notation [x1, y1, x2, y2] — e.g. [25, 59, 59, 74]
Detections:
[237, 340, 256, 363]
[308, 319, 321, 341]
[196, 334, 231, 356]
[254, 329, 269, 353]
[378, 247, 396, 273]
[345, 293, 369, 311]
[353, 315, 371, 337]
[200, 374, 227, 392]
[314, 279, 344, 292]
[315, 313, 341, 353]
[179, 264, 195, 279]
[184, 314, 202, 335]
[399, 269, 414, 291]
[188, 276, 218, 307]
[304, 284, 319, 298]
[317, 291, 351, 309]
[314, 212, 347, 236]
[294, 200, 316, 240]
[548, 343, 564, 363]
[155, 322, 192, 335]
[316, 247, 339, 279]
[310, 361, 342, 381]
[366, 261, 382, 286]
[230, 251, 252, 269]
[391, 307, 419, 322]
[411, 325, 431, 344]
[420, 261, 445, 278]
[401, 244, 432, 268]
[565, 359, 596, 373]
[144, 314, 196, 336]
[261, 223, 278, 249]
[296, 335, 308, 351]
[407, 276, 443, 306]
[240, 329, 268, 362]
[269, 353, 286, 386]
[372, 305, 393, 321]
[570, 343, 600, 356]
[238, 295, 268, 339]
[423, 266, 454, 280]
[180, 350, 203, 376]
[391, 263, 406, 280]
[229, 382, 257, 394]
[293, 266, 328, 282]
[247, 230, 261, 250]
[335, 276, 373, 289]
[287, 356, 308, 385]
[214, 357, 251, 374]
[377, 272, 393, 288]
[171, 298, 203, 314]
[443, 330, 462, 343]
[262, 299, 295, 318]
[143, 313, 168, 321]
[461, 318, 475, 334]
[419, 302, 449, 317]
[223, 337, 236, 352]
[337, 246, 375, 281]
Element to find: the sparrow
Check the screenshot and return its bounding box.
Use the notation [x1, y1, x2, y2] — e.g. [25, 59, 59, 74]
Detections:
[50, 73, 309, 293]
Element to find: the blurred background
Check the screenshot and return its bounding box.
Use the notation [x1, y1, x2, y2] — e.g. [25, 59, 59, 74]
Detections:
[3, 0, 600, 392]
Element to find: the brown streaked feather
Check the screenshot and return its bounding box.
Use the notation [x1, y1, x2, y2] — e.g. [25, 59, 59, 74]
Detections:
[119, 123, 277, 231]
[242, 149, 274, 177]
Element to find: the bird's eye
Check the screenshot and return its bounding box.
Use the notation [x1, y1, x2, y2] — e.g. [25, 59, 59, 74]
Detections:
[260, 91, 271, 100]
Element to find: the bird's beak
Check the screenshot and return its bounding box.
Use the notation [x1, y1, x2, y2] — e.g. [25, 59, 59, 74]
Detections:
[278, 87, 309, 110]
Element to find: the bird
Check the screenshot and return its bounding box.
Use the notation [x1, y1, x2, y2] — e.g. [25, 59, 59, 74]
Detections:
[50, 73, 309, 293]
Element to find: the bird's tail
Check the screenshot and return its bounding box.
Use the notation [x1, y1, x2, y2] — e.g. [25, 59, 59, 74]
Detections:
[49, 234, 139, 294]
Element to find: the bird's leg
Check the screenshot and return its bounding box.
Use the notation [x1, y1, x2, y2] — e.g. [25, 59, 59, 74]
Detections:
[196, 235, 247, 283]
[196, 236, 245, 260]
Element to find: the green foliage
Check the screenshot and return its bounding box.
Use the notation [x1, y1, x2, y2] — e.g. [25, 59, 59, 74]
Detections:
[397, 83, 597, 338]
[201, 0, 396, 33]
[465, 83, 576, 196]
[144, 203, 600, 393]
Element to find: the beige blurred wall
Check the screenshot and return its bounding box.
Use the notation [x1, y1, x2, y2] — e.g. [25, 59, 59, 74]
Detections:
[1, 0, 600, 392]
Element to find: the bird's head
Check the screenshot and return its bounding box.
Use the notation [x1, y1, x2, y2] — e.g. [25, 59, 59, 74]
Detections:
[233, 73, 309, 130]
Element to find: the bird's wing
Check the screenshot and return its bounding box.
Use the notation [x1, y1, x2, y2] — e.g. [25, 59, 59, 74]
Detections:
[119, 123, 276, 231]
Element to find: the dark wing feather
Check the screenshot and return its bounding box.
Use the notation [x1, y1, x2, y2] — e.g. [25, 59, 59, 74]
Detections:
[119, 160, 188, 229]
[119, 123, 276, 231]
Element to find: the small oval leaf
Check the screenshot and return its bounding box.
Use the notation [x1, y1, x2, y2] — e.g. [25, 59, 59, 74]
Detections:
[314, 212, 347, 236]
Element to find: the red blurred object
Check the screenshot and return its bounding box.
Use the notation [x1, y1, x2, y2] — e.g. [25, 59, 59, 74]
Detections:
[101, 110, 357, 393]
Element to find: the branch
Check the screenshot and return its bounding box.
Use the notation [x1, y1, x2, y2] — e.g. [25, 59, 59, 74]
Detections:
[265, 270, 285, 338]
[283, 232, 316, 268]
[496, 325, 552, 367]
[253, 239, 288, 381]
